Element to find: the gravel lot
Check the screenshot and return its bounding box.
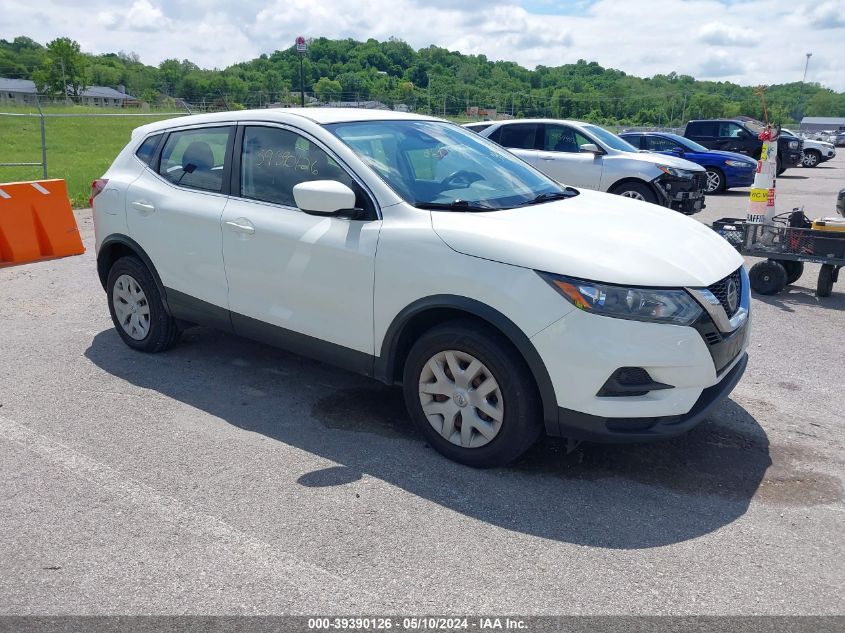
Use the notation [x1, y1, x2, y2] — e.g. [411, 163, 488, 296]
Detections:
[1, 155, 843, 616]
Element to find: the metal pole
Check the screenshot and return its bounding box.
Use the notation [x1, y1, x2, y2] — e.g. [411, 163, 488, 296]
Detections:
[299, 56, 305, 107]
[798, 52, 812, 120]
[35, 93, 47, 179]
[427, 74, 431, 115]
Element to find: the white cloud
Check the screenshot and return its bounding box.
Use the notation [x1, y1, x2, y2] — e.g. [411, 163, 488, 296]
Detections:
[1, 0, 843, 90]
[697, 21, 756, 47]
[803, 0, 845, 29]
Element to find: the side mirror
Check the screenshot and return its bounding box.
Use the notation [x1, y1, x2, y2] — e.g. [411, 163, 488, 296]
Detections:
[293, 180, 359, 218]
[579, 143, 601, 154]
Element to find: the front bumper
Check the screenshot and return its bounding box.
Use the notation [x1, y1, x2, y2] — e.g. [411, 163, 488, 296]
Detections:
[654, 173, 706, 214]
[531, 273, 750, 441]
[782, 149, 802, 167]
[724, 167, 755, 189]
[555, 353, 748, 442]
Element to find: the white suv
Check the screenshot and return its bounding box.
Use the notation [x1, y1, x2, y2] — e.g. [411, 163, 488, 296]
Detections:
[93, 109, 750, 467]
[465, 119, 708, 214]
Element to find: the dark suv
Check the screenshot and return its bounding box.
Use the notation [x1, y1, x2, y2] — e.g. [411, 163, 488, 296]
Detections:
[684, 117, 802, 175]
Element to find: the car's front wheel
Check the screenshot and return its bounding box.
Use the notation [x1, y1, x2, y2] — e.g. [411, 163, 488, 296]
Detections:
[611, 181, 657, 204]
[802, 150, 821, 168]
[705, 167, 725, 193]
[402, 320, 542, 467]
[106, 256, 181, 353]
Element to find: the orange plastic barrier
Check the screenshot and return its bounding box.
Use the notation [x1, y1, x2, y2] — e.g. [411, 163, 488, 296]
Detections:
[0, 179, 85, 267]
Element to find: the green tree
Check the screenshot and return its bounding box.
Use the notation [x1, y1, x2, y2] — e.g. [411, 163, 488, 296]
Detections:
[32, 37, 88, 96]
[314, 77, 342, 101]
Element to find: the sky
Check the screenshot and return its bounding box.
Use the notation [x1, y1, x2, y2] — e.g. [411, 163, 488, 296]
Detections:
[2, 0, 844, 90]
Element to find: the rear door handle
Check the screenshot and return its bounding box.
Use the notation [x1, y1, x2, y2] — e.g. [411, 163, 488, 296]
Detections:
[225, 219, 255, 235]
[131, 200, 155, 214]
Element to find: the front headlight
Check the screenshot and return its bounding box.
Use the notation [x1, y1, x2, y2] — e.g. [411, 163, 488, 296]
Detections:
[789, 140, 799, 149]
[656, 164, 694, 179]
[725, 159, 754, 168]
[539, 273, 703, 326]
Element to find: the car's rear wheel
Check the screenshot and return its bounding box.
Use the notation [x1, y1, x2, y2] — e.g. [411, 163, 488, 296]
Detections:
[705, 167, 725, 193]
[402, 320, 542, 467]
[776, 156, 785, 176]
[106, 256, 180, 353]
[611, 181, 657, 205]
[802, 150, 821, 168]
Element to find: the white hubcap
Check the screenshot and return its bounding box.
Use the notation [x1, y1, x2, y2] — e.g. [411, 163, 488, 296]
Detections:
[112, 274, 151, 340]
[620, 190, 645, 201]
[418, 350, 504, 448]
[706, 170, 721, 192]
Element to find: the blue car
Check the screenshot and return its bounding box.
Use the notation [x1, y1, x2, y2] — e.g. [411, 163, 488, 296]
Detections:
[620, 132, 757, 194]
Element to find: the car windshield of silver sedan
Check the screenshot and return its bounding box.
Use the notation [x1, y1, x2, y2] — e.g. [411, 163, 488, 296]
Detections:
[582, 124, 638, 153]
[328, 120, 572, 211]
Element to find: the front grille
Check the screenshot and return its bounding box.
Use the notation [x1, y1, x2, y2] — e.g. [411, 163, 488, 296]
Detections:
[693, 172, 707, 192]
[707, 268, 742, 317]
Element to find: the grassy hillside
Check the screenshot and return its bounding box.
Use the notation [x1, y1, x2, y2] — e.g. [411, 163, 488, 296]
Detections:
[0, 105, 182, 206]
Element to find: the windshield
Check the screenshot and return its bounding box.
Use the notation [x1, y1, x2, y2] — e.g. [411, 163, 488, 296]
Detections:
[743, 119, 765, 135]
[663, 133, 710, 153]
[582, 124, 638, 153]
[327, 120, 565, 210]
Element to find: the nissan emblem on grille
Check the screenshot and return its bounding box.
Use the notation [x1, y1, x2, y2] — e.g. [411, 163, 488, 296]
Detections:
[725, 278, 738, 314]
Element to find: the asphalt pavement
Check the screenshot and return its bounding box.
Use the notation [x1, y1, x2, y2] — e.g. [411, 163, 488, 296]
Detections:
[0, 155, 843, 615]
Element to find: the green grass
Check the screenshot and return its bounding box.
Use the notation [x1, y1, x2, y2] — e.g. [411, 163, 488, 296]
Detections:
[0, 105, 185, 207]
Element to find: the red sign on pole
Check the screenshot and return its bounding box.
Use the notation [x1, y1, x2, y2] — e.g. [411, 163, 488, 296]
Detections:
[296, 36, 307, 54]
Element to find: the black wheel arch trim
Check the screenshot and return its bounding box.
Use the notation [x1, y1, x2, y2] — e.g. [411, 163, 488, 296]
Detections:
[97, 234, 171, 314]
[375, 295, 559, 434]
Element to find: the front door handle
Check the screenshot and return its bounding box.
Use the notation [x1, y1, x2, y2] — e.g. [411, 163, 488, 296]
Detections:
[131, 200, 155, 214]
[541, 156, 556, 161]
[225, 219, 255, 235]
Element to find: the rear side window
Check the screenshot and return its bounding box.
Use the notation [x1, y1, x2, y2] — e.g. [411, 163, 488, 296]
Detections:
[465, 124, 491, 133]
[644, 136, 681, 152]
[158, 127, 232, 192]
[135, 134, 162, 165]
[497, 124, 538, 150]
[240, 126, 357, 208]
[686, 121, 716, 137]
[622, 134, 642, 149]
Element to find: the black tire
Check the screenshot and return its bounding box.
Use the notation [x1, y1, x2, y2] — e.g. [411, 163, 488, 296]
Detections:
[749, 259, 787, 295]
[782, 260, 804, 285]
[802, 150, 821, 168]
[402, 320, 542, 468]
[106, 255, 180, 352]
[817, 265, 835, 298]
[705, 167, 725, 194]
[611, 181, 658, 205]
[775, 156, 785, 176]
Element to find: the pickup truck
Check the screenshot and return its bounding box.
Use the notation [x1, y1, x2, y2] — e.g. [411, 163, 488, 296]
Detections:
[683, 117, 802, 175]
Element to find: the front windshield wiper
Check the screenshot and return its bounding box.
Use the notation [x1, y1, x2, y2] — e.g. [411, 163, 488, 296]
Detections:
[414, 200, 495, 212]
[527, 188, 580, 205]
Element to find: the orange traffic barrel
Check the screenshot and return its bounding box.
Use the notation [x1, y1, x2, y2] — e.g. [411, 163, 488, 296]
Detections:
[0, 179, 85, 267]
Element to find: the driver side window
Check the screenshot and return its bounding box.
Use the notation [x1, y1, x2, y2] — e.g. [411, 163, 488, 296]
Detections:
[240, 126, 357, 208]
[543, 125, 591, 153]
[719, 123, 746, 138]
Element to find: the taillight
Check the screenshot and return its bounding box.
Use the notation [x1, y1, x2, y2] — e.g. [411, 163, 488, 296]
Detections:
[89, 179, 109, 207]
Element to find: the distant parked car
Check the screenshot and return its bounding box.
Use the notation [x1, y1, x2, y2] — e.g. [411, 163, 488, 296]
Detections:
[780, 128, 836, 167]
[620, 132, 756, 193]
[835, 132, 845, 148]
[683, 117, 802, 175]
[465, 119, 707, 214]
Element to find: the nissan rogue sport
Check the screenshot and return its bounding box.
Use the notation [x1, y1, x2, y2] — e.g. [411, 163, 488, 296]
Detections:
[93, 109, 750, 467]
